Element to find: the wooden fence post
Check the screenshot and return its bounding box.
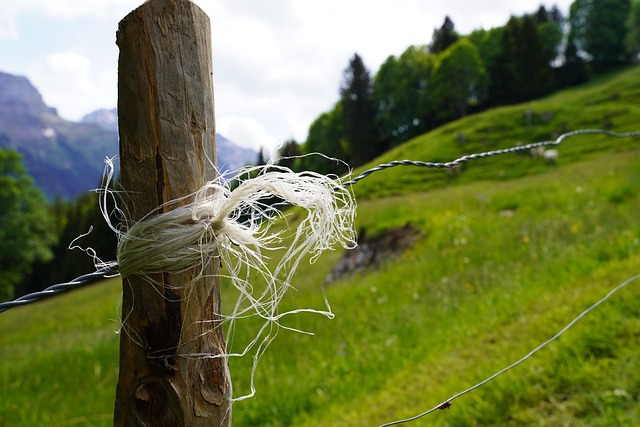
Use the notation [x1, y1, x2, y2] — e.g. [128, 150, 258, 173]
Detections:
[114, 0, 232, 425]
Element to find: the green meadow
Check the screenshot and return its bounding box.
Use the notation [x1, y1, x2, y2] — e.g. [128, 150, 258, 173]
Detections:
[1, 67, 639, 426]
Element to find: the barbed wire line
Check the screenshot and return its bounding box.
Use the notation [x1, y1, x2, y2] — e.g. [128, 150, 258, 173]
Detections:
[0, 265, 118, 314]
[0, 128, 637, 315]
[378, 272, 640, 427]
[342, 129, 640, 187]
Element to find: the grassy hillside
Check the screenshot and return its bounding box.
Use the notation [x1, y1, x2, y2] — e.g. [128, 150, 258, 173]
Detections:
[1, 67, 639, 426]
[352, 66, 640, 199]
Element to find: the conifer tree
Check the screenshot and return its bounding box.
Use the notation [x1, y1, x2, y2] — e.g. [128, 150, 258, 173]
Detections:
[256, 147, 266, 165]
[516, 15, 556, 99]
[340, 53, 379, 167]
[626, 0, 640, 58]
[557, 36, 590, 87]
[570, 0, 631, 67]
[0, 149, 55, 300]
[276, 139, 302, 171]
[489, 16, 555, 105]
[430, 16, 460, 54]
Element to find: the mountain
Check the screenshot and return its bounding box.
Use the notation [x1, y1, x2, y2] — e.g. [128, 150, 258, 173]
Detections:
[215, 133, 260, 172]
[0, 72, 258, 200]
[0, 72, 119, 200]
[79, 108, 118, 133]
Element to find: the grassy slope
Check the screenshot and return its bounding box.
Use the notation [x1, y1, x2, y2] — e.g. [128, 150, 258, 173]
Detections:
[352, 67, 640, 200]
[1, 67, 639, 426]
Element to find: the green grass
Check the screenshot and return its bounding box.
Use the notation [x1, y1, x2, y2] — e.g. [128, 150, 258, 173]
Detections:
[1, 67, 640, 426]
[0, 279, 121, 426]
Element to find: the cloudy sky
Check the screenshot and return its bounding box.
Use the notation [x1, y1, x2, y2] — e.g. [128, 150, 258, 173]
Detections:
[2, 0, 572, 154]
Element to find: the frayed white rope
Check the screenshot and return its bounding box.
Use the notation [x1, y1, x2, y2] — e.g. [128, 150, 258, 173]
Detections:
[117, 165, 356, 278]
[104, 160, 357, 401]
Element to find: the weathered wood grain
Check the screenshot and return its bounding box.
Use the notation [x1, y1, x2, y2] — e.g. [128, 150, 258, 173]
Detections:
[114, 0, 231, 425]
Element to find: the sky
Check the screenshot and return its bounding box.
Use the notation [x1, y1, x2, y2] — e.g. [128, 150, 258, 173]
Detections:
[1, 0, 573, 154]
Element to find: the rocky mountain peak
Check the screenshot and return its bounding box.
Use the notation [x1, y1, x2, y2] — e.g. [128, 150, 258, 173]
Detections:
[80, 108, 118, 132]
[0, 72, 57, 116]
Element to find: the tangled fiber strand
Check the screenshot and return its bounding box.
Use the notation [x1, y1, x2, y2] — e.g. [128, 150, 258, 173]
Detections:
[112, 164, 357, 400]
[117, 165, 356, 278]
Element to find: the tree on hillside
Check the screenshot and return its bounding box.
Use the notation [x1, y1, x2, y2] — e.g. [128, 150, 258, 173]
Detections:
[303, 103, 349, 175]
[0, 149, 56, 301]
[549, 4, 564, 23]
[570, 0, 632, 67]
[340, 53, 379, 167]
[430, 16, 459, 54]
[468, 26, 506, 78]
[275, 139, 302, 171]
[535, 4, 551, 22]
[431, 39, 487, 121]
[517, 15, 556, 98]
[535, 5, 564, 65]
[556, 35, 591, 87]
[18, 190, 119, 297]
[489, 20, 517, 105]
[537, 20, 563, 64]
[489, 16, 555, 105]
[627, 0, 640, 59]
[373, 45, 436, 148]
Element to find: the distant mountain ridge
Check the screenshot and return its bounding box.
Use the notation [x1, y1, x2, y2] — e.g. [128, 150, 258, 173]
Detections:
[80, 108, 118, 132]
[0, 72, 257, 200]
[0, 71, 119, 200]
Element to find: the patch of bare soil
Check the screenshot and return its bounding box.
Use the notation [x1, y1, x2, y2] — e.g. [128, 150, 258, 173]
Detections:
[325, 224, 420, 284]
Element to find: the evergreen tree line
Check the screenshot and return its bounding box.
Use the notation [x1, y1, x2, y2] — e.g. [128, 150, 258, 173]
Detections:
[275, 0, 640, 175]
[15, 192, 119, 299]
[0, 146, 118, 301]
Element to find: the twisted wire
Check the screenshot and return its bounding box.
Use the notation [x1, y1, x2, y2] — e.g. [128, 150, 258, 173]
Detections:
[341, 129, 640, 187]
[0, 128, 637, 313]
[0, 265, 118, 313]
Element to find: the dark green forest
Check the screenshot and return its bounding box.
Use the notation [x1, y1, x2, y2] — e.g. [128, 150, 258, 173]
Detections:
[0, 153, 118, 300]
[1, 0, 639, 301]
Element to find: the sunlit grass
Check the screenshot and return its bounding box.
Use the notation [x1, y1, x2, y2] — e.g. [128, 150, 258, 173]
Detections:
[0, 279, 121, 426]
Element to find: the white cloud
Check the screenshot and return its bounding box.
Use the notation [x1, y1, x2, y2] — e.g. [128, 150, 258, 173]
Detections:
[15, 0, 138, 20]
[26, 51, 116, 120]
[217, 115, 279, 154]
[0, 16, 19, 40]
[0, 0, 139, 41]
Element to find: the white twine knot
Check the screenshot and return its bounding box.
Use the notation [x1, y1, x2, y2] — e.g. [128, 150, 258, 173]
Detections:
[103, 161, 357, 400]
[115, 164, 357, 279]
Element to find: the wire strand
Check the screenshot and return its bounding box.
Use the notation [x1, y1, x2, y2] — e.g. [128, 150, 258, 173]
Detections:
[378, 272, 640, 426]
[0, 265, 118, 313]
[342, 129, 640, 187]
